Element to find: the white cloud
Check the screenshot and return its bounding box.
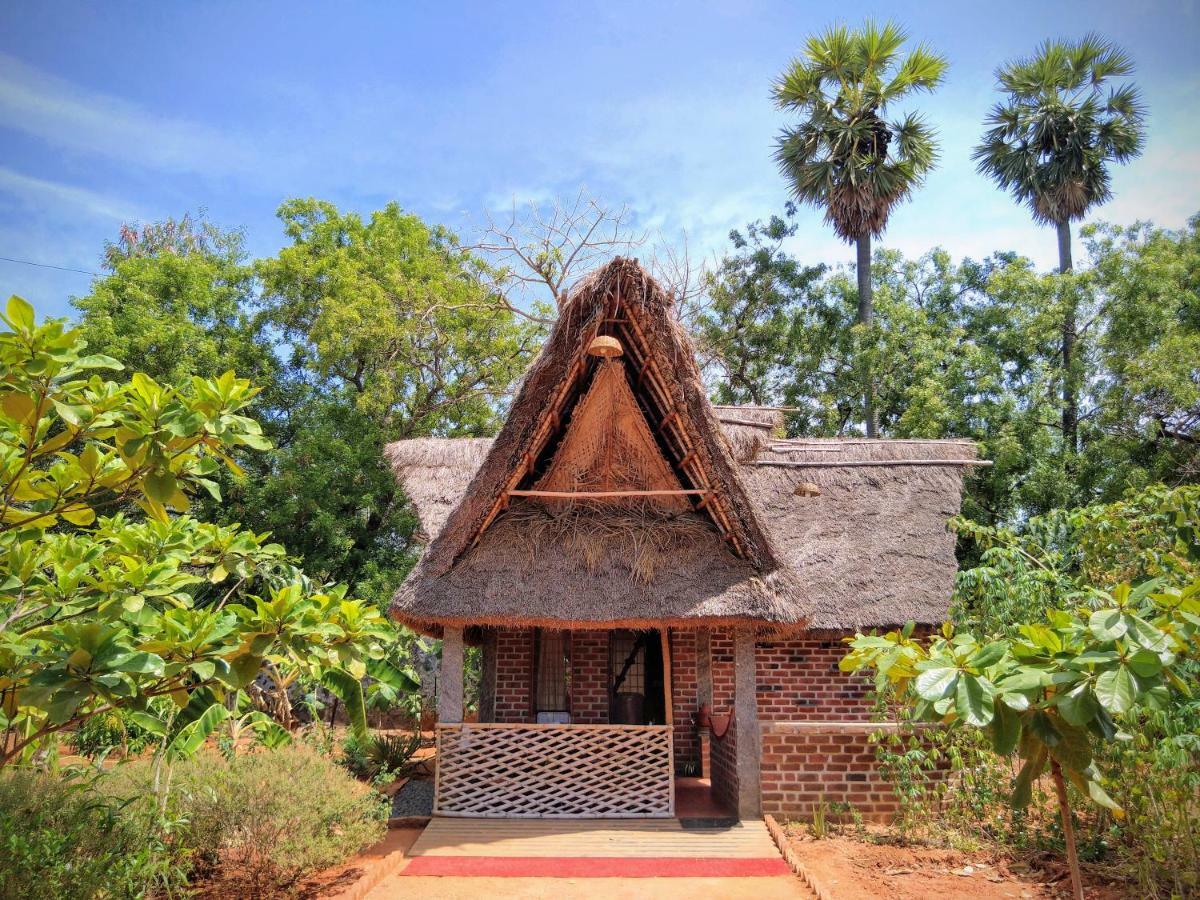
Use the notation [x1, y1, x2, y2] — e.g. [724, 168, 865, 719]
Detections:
[0, 166, 143, 221]
[0, 53, 256, 176]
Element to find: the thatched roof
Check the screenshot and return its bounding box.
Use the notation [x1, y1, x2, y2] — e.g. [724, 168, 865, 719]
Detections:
[387, 258, 981, 634]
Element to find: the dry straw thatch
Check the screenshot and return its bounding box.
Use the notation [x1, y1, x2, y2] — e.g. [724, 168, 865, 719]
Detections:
[387, 258, 980, 634]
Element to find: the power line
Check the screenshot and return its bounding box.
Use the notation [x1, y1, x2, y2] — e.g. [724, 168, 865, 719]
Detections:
[0, 255, 99, 277]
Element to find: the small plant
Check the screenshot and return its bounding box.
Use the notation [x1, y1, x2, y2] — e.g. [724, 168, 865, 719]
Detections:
[810, 794, 829, 839]
[339, 730, 421, 782]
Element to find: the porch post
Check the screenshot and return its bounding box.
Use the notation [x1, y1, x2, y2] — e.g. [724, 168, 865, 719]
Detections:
[439, 626, 464, 723]
[478, 628, 497, 723]
[733, 626, 761, 819]
[695, 627, 712, 778]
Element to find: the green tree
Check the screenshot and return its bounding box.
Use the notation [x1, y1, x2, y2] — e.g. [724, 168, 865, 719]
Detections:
[843, 574, 1199, 900]
[72, 215, 275, 393]
[774, 19, 947, 435]
[695, 210, 828, 409]
[0, 299, 392, 767]
[974, 35, 1146, 453]
[257, 198, 541, 436]
[1082, 217, 1200, 494]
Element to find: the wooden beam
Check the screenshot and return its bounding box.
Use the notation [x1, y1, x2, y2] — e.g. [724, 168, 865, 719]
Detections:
[507, 489, 708, 499]
[752, 459, 993, 469]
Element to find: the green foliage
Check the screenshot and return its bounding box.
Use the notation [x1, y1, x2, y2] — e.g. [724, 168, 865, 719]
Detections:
[773, 20, 947, 242]
[257, 198, 540, 435]
[844, 576, 1198, 814]
[974, 35, 1145, 226]
[339, 730, 422, 782]
[71, 707, 160, 760]
[0, 300, 394, 768]
[697, 213, 1200, 516]
[0, 769, 186, 900]
[73, 214, 276, 393]
[104, 746, 387, 893]
[73, 203, 541, 616]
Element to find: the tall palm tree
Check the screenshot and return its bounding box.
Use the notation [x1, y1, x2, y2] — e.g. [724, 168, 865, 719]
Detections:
[973, 35, 1145, 453]
[774, 21, 946, 437]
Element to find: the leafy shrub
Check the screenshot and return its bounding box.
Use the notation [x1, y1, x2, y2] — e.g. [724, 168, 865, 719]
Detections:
[72, 708, 161, 759]
[108, 746, 387, 894]
[0, 769, 185, 900]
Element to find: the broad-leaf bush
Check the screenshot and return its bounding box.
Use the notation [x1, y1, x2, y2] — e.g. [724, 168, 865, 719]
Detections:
[0, 298, 393, 767]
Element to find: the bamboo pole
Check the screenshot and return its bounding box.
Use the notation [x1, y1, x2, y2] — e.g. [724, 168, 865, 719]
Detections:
[507, 489, 708, 499]
[752, 459, 993, 469]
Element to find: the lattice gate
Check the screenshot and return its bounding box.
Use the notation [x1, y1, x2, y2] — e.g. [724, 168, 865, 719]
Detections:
[434, 723, 675, 818]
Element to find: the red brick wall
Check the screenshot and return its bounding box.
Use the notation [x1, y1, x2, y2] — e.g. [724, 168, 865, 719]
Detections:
[494, 627, 532, 723]
[669, 629, 698, 771]
[710, 629, 736, 709]
[710, 720, 738, 810]
[760, 722, 907, 822]
[755, 631, 876, 721]
[570, 630, 608, 724]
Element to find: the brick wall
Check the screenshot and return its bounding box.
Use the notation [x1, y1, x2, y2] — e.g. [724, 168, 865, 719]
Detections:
[760, 721, 908, 822]
[494, 627, 532, 722]
[570, 630, 608, 724]
[668, 629, 698, 771]
[755, 631, 876, 721]
[710, 720, 738, 811]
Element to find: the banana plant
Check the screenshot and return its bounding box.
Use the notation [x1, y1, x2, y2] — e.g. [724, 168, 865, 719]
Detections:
[842, 577, 1199, 900]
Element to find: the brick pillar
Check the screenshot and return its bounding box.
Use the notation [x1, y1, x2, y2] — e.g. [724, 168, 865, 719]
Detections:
[438, 626, 464, 723]
[696, 627, 712, 778]
[734, 627, 761, 818]
[478, 628, 497, 723]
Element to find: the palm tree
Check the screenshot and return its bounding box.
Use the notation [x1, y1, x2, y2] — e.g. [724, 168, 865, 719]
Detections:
[974, 35, 1145, 453]
[774, 21, 946, 437]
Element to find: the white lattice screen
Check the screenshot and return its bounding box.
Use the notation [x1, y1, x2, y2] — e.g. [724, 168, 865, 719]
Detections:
[435, 723, 674, 818]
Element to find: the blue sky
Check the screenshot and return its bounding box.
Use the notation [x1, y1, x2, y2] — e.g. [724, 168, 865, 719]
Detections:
[1, 1, 1197, 318]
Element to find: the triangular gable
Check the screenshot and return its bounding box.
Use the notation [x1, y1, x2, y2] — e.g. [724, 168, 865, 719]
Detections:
[530, 359, 690, 512]
[421, 257, 780, 577]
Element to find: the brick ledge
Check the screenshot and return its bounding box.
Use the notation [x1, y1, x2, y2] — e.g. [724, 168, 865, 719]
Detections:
[760, 720, 899, 735]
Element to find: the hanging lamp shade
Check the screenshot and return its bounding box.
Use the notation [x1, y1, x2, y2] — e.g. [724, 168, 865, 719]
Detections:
[794, 481, 821, 498]
[587, 335, 624, 358]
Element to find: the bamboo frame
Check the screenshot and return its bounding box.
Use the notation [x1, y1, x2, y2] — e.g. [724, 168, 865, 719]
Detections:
[752, 459, 993, 469]
[434, 722, 675, 818]
[507, 489, 709, 499]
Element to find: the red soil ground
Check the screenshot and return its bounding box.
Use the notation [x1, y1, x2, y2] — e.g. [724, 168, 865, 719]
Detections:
[785, 828, 1127, 900]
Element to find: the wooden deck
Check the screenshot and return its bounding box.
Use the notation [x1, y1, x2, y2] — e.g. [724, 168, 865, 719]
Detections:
[407, 817, 782, 859]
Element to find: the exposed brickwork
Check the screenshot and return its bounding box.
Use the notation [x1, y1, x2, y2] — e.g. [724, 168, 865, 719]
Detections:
[668, 629, 698, 771]
[755, 631, 876, 721]
[489, 625, 919, 821]
[494, 627, 532, 722]
[710, 720, 738, 811]
[710, 629, 736, 709]
[759, 722, 905, 822]
[570, 630, 608, 724]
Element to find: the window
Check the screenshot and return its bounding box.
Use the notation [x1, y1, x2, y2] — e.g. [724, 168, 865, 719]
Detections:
[534, 629, 570, 722]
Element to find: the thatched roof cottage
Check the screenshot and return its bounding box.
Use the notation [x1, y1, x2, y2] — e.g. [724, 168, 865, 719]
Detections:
[387, 257, 981, 822]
